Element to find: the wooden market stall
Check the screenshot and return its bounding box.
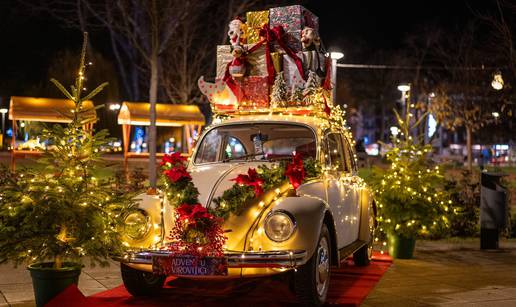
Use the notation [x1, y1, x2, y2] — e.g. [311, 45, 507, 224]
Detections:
[8, 96, 96, 169]
[117, 102, 205, 166]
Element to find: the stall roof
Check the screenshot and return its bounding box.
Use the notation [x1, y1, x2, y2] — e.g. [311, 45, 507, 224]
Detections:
[117, 102, 205, 126]
[9, 96, 96, 123]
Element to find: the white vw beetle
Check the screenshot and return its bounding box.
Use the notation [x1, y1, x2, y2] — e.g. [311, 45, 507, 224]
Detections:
[118, 113, 375, 306]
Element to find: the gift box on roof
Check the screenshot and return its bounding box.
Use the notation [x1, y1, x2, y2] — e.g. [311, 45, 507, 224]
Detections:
[216, 44, 268, 79]
[235, 76, 269, 110]
[270, 51, 283, 74]
[269, 5, 319, 52]
[245, 10, 269, 44]
[283, 53, 306, 90]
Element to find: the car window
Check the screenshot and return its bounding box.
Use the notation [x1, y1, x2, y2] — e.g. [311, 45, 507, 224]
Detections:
[325, 133, 348, 172]
[194, 123, 316, 164]
[195, 129, 222, 163]
[341, 136, 356, 173]
[224, 136, 246, 160]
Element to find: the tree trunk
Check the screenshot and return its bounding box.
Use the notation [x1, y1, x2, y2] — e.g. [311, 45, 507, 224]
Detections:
[149, 52, 159, 189]
[466, 126, 473, 171]
[54, 255, 62, 269]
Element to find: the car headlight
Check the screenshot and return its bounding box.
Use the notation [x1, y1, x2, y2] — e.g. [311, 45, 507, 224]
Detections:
[264, 210, 296, 242]
[123, 210, 151, 241]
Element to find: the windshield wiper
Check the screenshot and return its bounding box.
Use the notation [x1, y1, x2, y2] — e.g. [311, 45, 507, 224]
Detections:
[222, 153, 265, 163]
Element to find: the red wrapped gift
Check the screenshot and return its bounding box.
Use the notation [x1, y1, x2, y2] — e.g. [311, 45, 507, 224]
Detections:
[269, 5, 319, 52]
[235, 76, 269, 110]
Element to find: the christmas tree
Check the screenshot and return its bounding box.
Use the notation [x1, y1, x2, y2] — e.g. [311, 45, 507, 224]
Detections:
[270, 73, 288, 108]
[369, 103, 452, 252]
[290, 85, 304, 105]
[303, 71, 319, 105]
[0, 33, 135, 268]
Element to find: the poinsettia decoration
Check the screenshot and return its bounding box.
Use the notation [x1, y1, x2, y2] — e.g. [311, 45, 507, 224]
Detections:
[285, 152, 306, 190]
[161, 153, 225, 258]
[231, 168, 265, 196]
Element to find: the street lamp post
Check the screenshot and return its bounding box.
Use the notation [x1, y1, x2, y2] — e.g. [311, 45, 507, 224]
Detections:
[329, 52, 344, 104]
[0, 108, 7, 150]
[397, 84, 410, 118]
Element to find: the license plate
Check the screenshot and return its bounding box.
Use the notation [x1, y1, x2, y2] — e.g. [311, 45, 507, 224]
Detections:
[152, 255, 228, 276]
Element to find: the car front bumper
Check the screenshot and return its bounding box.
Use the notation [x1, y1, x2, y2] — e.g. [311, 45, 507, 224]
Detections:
[116, 249, 307, 269]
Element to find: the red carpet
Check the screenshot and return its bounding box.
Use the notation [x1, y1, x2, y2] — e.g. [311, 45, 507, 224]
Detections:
[46, 252, 392, 307]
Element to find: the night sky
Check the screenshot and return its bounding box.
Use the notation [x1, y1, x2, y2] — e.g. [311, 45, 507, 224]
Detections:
[0, 0, 500, 108]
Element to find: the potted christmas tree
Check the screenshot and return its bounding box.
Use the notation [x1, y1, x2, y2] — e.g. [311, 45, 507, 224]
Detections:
[0, 33, 135, 306]
[370, 102, 452, 259]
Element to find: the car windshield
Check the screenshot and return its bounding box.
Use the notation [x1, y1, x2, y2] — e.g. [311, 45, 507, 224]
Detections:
[194, 123, 316, 164]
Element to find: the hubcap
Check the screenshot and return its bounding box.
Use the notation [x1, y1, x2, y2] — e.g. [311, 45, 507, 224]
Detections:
[316, 236, 330, 297]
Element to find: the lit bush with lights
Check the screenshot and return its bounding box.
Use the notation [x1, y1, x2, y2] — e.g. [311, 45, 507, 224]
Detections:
[369, 103, 453, 254]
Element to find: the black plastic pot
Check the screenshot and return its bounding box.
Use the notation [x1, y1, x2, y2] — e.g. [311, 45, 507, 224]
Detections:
[27, 262, 82, 307]
[388, 233, 416, 259]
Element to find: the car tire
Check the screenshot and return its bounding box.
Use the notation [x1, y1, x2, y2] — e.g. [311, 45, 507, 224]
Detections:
[354, 203, 375, 267]
[353, 241, 372, 266]
[292, 224, 331, 306]
[121, 263, 166, 296]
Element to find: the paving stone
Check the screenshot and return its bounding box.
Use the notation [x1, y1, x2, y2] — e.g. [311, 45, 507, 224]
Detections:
[1, 288, 35, 305]
[79, 286, 107, 297]
[440, 286, 516, 303]
[0, 263, 32, 284]
[77, 277, 105, 289]
[7, 302, 35, 307]
[363, 239, 516, 307]
[95, 277, 123, 289]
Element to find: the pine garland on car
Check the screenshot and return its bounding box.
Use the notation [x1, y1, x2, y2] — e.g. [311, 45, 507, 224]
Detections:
[212, 155, 320, 219]
[160, 152, 225, 258]
[160, 153, 321, 257]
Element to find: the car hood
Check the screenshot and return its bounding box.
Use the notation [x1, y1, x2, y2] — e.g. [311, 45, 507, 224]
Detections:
[187, 161, 283, 251]
[189, 162, 269, 208]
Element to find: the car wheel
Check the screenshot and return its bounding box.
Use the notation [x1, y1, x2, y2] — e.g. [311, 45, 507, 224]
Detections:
[353, 241, 372, 266]
[354, 212, 374, 266]
[292, 224, 331, 306]
[121, 263, 166, 296]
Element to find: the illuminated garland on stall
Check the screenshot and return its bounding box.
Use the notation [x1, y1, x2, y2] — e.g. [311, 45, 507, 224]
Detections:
[161, 152, 320, 257]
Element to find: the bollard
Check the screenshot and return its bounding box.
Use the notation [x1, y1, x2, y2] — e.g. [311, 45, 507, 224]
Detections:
[479, 172, 507, 249]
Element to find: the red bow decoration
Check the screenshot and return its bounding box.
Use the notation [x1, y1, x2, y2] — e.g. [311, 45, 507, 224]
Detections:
[223, 24, 305, 102]
[161, 152, 187, 166]
[256, 24, 305, 85]
[285, 153, 306, 190]
[231, 168, 264, 196]
[164, 165, 192, 183]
